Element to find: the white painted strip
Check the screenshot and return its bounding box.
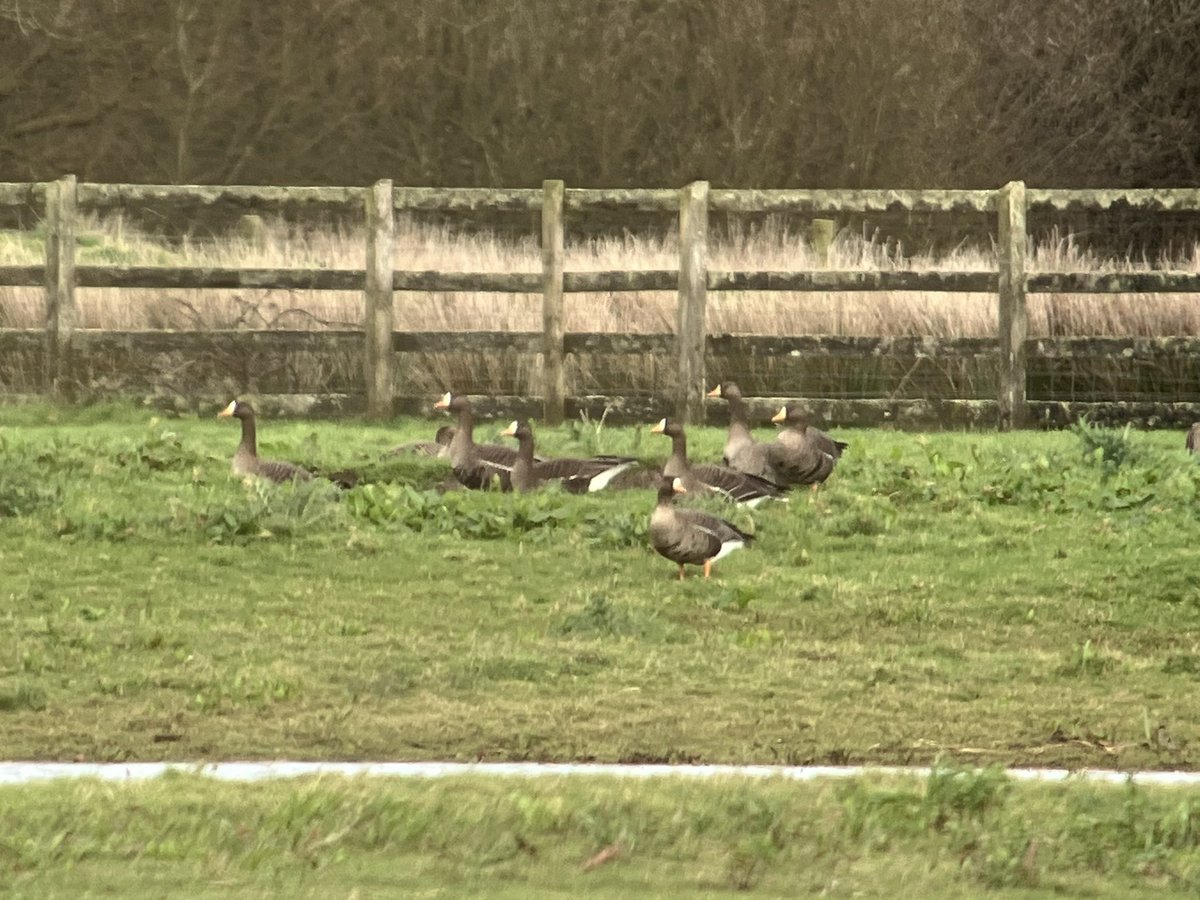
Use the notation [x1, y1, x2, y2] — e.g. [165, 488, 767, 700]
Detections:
[2, 761, 1200, 787]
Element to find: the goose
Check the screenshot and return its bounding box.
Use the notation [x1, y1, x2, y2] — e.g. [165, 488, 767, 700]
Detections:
[499, 420, 637, 493]
[650, 476, 754, 580]
[707, 381, 781, 481]
[217, 400, 313, 484]
[767, 404, 847, 490]
[387, 425, 456, 459]
[1188, 423, 1199, 453]
[650, 418, 787, 506]
[432, 392, 519, 490]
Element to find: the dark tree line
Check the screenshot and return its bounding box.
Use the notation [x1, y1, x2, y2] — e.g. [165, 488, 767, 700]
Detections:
[2, 0, 1199, 188]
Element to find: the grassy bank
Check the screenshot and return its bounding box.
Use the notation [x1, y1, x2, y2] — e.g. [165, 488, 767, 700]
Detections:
[4, 769, 1200, 896]
[1, 402, 1198, 770]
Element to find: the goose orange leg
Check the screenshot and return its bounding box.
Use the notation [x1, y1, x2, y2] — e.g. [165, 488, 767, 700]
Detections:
[678, 564, 686, 581]
[703, 560, 712, 579]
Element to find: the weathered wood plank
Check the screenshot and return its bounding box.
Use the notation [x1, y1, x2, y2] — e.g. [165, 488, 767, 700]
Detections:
[6, 329, 1198, 364]
[75, 266, 363, 290]
[564, 333, 670, 355]
[563, 189, 679, 211]
[1031, 336, 1200, 358]
[1027, 189, 1200, 212]
[709, 270, 997, 292]
[709, 189, 996, 214]
[541, 180, 566, 425]
[677, 181, 709, 424]
[0, 183, 46, 206]
[563, 271, 677, 292]
[997, 180, 1028, 430]
[4, 264, 1007, 295]
[364, 179, 395, 419]
[706, 334, 998, 358]
[76, 184, 360, 208]
[1028, 272, 1200, 293]
[391, 331, 542, 354]
[0, 265, 44, 286]
[391, 187, 541, 212]
[392, 271, 541, 292]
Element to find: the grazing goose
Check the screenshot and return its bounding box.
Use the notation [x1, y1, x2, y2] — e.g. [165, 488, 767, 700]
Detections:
[1188, 423, 1199, 454]
[217, 400, 313, 484]
[500, 420, 637, 493]
[650, 476, 754, 580]
[387, 425, 456, 459]
[432, 392, 519, 490]
[650, 418, 787, 506]
[707, 381, 780, 481]
[767, 404, 847, 490]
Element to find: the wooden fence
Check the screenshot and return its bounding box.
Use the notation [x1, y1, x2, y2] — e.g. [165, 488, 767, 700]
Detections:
[3, 177, 1200, 428]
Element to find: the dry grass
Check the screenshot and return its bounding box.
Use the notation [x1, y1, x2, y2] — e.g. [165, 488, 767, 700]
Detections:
[3, 216, 1200, 338]
[2, 217, 1199, 398]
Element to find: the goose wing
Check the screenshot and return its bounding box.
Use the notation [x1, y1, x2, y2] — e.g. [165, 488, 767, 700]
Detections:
[532, 455, 638, 493]
[455, 443, 519, 491]
[689, 463, 788, 505]
[725, 440, 780, 481]
[766, 432, 837, 486]
[256, 458, 312, 484]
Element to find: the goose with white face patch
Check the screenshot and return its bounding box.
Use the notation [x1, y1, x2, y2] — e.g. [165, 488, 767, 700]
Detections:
[649, 476, 754, 580]
[499, 419, 637, 493]
[707, 381, 781, 482]
[217, 400, 312, 484]
[432, 392, 521, 490]
[650, 417, 787, 506]
[766, 403, 847, 491]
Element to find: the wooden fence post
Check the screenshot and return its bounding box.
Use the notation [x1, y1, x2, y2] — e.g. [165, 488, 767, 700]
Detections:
[677, 180, 709, 424]
[997, 180, 1027, 430]
[541, 179, 565, 425]
[364, 178, 395, 419]
[44, 174, 77, 396]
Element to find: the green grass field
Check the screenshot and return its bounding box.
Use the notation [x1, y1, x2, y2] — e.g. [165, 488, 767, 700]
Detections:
[4, 769, 1200, 896]
[2, 401, 1200, 895]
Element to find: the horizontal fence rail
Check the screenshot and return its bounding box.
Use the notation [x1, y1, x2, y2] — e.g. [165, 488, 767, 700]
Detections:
[3, 178, 1200, 427]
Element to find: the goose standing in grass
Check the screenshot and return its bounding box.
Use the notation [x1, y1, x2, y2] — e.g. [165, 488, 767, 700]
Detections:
[650, 476, 754, 580]
[1188, 422, 1199, 453]
[767, 403, 847, 490]
[217, 400, 313, 484]
[432, 392, 520, 490]
[707, 381, 781, 481]
[650, 418, 787, 506]
[500, 420, 637, 493]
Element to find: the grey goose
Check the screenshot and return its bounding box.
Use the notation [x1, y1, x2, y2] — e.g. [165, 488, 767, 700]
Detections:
[707, 381, 781, 482]
[500, 420, 637, 493]
[649, 476, 754, 580]
[766, 403, 847, 489]
[650, 418, 787, 506]
[217, 400, 313, 484]
[387, 425, 456, 459]
[433, 392, 520, 490]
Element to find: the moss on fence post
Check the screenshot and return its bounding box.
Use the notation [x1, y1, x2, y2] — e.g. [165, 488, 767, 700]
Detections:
[997, 180, 1028, 430]
[677, 181, 709, 424]
[364, 179, 395, 419]
[44, 174, 77, 397]
[541, 179, 566, 425]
